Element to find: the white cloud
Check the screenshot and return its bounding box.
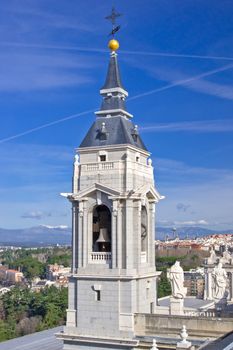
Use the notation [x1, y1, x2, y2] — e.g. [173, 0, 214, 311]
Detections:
[154, 157, 233, 230]
[40, 225, 69, 230]
[0, 51, 94, 92]
[157, 219, 208, 226]
[21, 210, 51, 220]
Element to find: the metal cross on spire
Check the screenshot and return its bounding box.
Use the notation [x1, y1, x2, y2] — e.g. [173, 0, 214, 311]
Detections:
[105, 6, 122, 37]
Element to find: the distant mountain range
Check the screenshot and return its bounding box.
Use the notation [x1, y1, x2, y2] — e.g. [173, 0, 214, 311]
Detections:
[0, 225, 71, 247]
[156, 226, 233, 240]
[0, 225, 232, 247]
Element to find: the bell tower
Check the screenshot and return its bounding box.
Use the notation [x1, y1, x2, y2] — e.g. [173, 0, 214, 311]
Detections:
[59, 33, 163, 350]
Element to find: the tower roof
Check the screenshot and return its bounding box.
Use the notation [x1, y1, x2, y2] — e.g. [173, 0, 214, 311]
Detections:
[79, 116, 147, 151]
[79, 39, 148, 152]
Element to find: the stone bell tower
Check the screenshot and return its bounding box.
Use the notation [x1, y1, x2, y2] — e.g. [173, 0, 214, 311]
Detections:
[59, 37, 163, 350]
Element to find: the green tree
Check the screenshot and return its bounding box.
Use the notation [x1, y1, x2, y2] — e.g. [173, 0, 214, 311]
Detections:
[157, 272, 171, 298]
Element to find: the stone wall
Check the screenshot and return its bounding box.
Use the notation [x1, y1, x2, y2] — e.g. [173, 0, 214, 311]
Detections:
[135, 313, 233, 338]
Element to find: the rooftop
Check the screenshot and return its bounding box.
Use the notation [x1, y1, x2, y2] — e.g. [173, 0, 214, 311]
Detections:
[79, 116, 147, 151]
[158, 296, 214, 310]
[200, 331, 233, 350]
[0, 326, 62, 350]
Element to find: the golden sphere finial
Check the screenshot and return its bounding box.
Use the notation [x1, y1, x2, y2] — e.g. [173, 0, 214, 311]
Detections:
[108, 39, 119, 52]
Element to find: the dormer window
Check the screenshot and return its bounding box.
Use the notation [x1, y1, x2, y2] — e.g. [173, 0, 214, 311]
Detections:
[98, 151, 107, 162]
[100, 155, 106, 162]
[132, 125, 139, 142]
[99, 122, 107, 141]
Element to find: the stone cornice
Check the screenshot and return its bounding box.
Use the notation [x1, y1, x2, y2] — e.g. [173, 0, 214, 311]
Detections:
[56, 333, 139, 347]
[77, 143, 150, 157]
[100, 87, 128, 96]
[95, 108, 133, 119]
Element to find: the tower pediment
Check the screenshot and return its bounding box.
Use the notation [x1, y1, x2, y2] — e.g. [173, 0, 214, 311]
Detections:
[131, 184, 164, 202]
[70, 183, 120, 200]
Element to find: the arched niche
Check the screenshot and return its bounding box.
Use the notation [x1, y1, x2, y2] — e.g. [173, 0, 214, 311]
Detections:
[93, 204, 111, 252]
[141, 205, 148, 253]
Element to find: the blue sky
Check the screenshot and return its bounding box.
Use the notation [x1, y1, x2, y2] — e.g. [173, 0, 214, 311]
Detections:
[0, 0, 233, 230]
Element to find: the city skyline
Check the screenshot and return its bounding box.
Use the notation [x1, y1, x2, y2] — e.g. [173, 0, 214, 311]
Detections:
[0, 0, 233, 230]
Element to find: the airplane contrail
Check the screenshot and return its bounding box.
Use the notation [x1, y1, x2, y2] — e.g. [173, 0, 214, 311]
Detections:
[1, 41, 233, 61]
[122, 50, 233, 61]
[0, 109, 94, 144]
[128, 63, 233, 101]
[0, 63, 233, 144]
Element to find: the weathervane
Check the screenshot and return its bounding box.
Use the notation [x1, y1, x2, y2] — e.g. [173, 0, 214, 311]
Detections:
[105, 6, 122, 37]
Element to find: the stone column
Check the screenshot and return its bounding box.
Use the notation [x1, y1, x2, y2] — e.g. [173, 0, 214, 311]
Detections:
[230, 272, 233, 301]
[111, 200, 118, 269]
[207, 271, 213, 300]
[117, 201, 122, 269]
[71, 202, 78, 273]
[77, 201, 84, 268]
[72, 155, 80, 193]
[136, 200, 141, 270]
[149, 201, 156, 266]
[125, 199, 134, 270]
[82, 200, 88, 267]
[87, 210, 93, 265]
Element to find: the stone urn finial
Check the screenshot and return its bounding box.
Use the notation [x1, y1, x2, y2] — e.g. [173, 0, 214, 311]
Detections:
[180, 325, 188, 343]
[151, 338, 158, 350]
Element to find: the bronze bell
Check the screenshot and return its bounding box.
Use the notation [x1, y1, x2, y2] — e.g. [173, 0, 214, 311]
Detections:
[96, 228, 110, 252]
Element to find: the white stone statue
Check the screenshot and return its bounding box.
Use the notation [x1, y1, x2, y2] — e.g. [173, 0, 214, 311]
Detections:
[221, 246, 233, 265]
[74, 154, 79, 165]
[212, 261, 228, 300]
[167, 261, 187, 299]
[207, 247, 217, 264]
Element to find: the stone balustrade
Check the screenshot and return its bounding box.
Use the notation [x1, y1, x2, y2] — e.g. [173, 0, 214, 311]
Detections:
[80, 160, 152, 173]
[90, 252, 112, 264]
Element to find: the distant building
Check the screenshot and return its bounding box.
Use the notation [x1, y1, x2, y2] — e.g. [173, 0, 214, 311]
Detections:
[31, 279, 55, 292]
[0, 287, 10, 295]
[0, 266, 24, 283]
[184, 270, 205, 298]
[47, 264, 70, 284]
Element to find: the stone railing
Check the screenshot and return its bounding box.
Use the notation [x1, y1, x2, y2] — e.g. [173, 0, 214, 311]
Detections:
[183, 310, 216, 317]
[134, 313, 233, 338]
[90, 252, 112, 264]
[81, 160, 152, 173]
[84, 162, 114, 172]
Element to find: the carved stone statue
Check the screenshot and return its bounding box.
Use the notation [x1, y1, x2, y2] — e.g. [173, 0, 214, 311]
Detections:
[212, 261, 228, 300]
[207, 247, 217, 264]
[221, 246, 233, 265]
[74, 154, 80, 165]
[167, 261, 187, 299]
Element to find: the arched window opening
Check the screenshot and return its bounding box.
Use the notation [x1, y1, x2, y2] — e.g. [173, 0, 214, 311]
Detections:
[93, 205, 111, 252]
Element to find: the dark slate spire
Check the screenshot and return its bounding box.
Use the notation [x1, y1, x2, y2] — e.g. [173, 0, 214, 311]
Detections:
[96, 50, 131, 119]
[101, 52, 124, 90]
[79, 39, 148, 152]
